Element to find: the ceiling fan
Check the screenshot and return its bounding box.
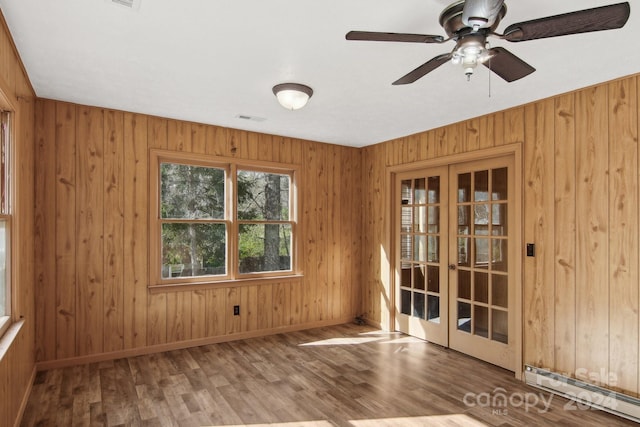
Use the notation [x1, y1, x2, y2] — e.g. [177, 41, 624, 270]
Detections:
[346, 0, 631, 84]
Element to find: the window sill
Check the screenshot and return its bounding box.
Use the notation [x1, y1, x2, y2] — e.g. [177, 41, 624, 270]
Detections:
[148, 274, 304, 294]
[0, 318, 24, 362]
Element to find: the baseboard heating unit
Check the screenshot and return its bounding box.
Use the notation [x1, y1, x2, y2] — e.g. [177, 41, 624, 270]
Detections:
[524, 365, 640, 423]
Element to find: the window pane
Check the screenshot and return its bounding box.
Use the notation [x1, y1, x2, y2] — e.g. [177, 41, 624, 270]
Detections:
[400, 262, 411, 287]
[0, 113, 9, 215]
[427, 176, 440, 203]
[458, 173, 471, 203]
[239, 223, 292, 273]
[492, 168, 508, 201]
[413, 292, 425, 319]
[427, 296, 440, 323]
[474, 305, 489, 338]
[413, 206, 425, 233]
[412, 265, 425, 290]
[401, 180, 412, 204]
[162, 223, 226, 278]
[238, 171, 290, 220]
[413, 235, 426, 262]
[414, 178, 426, 204]
[161, 163, 225, 219]
[457, 302, 471, 333]
[427, 265, 439, 293]
[401, 290, 411, 315]
[474, 170, 489, 201]
[474, 272, 488, 303]
[492, 309, 508, 344]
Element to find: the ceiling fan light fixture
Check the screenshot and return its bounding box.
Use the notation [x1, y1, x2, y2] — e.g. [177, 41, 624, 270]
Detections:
[272, 83, 313, 110]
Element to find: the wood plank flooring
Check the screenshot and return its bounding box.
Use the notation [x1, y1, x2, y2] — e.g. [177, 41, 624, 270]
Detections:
[21, 324, 636, 426]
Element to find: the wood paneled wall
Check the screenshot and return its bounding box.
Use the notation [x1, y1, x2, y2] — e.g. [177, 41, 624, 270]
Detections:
[34, 99, 362, 364]
[0, 11, 36, 427]
[361, 75, 640, 396]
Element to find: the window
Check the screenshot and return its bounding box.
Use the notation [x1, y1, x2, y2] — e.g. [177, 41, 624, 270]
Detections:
[0, 111, 11, 336]
[150, 150, 299, 287]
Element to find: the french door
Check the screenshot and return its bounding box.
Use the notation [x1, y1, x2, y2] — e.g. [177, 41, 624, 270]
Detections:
[395, 155, 517, 371]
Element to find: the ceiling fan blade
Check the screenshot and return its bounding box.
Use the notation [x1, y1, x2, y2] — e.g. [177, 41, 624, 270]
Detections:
[503, 2, 630, 42]
[462, 0, 505, 29]
[392, 54, 451, 85]
[483, 47, 535, 82]
[346, 31, 444, 44]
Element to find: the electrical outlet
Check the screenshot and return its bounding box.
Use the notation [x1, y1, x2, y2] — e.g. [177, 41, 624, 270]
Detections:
[233, 305, 240, 316]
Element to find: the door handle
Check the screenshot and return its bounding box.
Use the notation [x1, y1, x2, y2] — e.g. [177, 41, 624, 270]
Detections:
[448, 264, 457, 271]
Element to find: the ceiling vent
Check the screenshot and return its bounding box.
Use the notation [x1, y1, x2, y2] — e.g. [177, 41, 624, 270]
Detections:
[105, 0, 141, 11]
[236, 114, 266, 122]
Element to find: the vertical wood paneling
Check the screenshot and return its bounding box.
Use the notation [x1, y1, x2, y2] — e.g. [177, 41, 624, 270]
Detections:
[503, 107, 524, 144]
[191, 123, 206, 155]
[416, 133, 429, 161]
[273, 282, 290, 328]
[34, 100, 56, 362]
[55, 102, 77, 359]
[191, 290, 207, 340]
[316, 143, 329, 320]
[205, 125, 223, 156]
[448, 122, 466, 154]
[147, 292, 167, 346]
[480, 112, 504, 148]
[76, 106, 105, 356]
[303, 142, 317, 323]
[123, 113, 148, 349]
[553, 93, 577, 376]
[329, 145, 341, 320]
[0, 24, 15, 92]
[523, 99, 556, 368]
[290, 279, 302, 325]
[340, 147, 354, 318]
[167, 120, 190, 152]
[0, 347, 7, 427]
[167, 291, 191, 342]
[241, 285, 258, 332]
[103, 110, 125, 353]
[205, 288, 226, 336]
[576, 85, 610, 383]
[350, 148, 363, 317]
[432, 128, 447, 158]
[257, 284, 273, 330]
[466, 119, 480, 152]
[608, 78, 638, 394]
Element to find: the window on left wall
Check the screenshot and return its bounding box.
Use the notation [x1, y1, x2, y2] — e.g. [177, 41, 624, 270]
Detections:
[0, 111, 11, 337]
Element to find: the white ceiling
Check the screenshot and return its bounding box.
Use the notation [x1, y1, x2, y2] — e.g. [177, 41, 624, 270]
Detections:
[0, 0, 638, 147]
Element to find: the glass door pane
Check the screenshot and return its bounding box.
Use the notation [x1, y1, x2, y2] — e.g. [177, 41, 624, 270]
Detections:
[396, 167, 448, 346]
[399, 176, 443, 321]
[453, 165, 511, 344]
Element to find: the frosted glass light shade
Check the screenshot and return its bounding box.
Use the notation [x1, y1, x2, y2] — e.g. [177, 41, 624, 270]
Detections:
[273, 83, 313, 110]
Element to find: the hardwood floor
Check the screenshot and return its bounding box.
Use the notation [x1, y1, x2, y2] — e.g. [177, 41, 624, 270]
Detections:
[22, 324, 636, 426]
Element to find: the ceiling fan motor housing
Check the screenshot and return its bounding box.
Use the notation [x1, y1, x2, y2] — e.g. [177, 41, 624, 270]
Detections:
[439, 0, 507, 38]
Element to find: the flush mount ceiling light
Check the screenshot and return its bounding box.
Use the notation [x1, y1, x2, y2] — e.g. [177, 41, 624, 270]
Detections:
[272, 83, 313, 110]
